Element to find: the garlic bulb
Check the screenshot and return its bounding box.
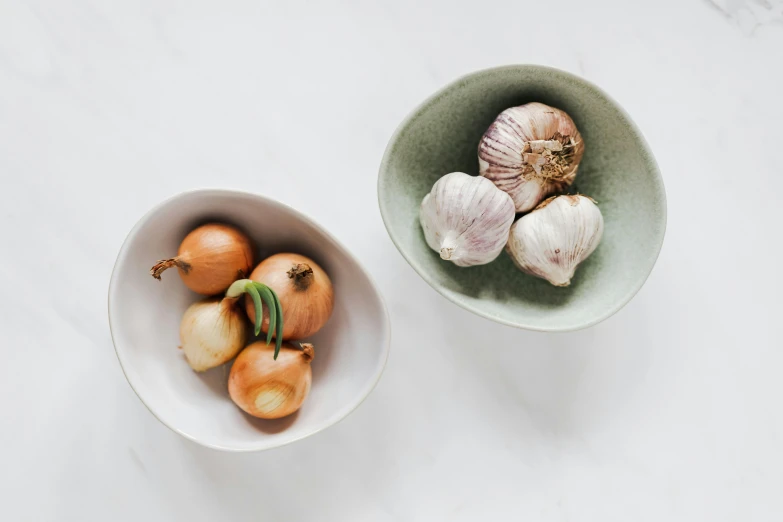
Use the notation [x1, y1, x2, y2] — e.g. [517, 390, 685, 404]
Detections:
[506, 195, 603, 287]
[420, 172, 515, 267]
[478, 102, 584, 212]
[179, 297, 247, 371]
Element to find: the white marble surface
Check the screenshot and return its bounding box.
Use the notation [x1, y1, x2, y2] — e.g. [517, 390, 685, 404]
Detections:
[1, 1, 782, 520]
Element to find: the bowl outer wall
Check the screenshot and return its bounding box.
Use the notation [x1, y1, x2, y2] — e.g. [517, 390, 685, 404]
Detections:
[109, 188, 391, 451]
[378, 65, 667, 332]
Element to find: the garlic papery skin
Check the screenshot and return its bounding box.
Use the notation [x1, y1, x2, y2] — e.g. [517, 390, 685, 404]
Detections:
[506, 195, 603, 287]
[478, 102, 585, 212]
[420, 172, 515, 267]
[179, 297, 248, 372]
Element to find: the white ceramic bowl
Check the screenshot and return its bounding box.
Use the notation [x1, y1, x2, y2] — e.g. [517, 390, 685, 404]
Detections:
[108, 189, 390, 451]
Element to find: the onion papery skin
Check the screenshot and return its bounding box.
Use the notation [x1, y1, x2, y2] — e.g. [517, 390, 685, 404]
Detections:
[228, 341, 314, 419]
[179, 297, 248, 372]
[245, 253, 334, 340]
[151, 223, 254, 296]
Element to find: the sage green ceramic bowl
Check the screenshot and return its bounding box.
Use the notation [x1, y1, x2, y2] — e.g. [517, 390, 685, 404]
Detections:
[378, 65, 666, 332]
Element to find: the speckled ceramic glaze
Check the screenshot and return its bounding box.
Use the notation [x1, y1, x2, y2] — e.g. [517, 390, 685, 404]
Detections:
[378, 65, 666, 331]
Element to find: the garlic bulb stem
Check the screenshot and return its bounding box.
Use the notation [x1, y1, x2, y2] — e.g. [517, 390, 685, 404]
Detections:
[440, 236, 457, 260]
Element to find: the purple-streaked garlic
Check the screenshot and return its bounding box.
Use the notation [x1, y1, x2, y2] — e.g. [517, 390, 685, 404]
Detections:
[420, 172, 515, 267]
[478, 102, 585, 212]
[506, 195, 603, 287]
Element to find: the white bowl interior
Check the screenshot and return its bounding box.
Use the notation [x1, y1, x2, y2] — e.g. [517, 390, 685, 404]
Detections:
[109, 190, 389, 451]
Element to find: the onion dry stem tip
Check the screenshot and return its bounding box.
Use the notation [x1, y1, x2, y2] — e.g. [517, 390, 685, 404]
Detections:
[287, 263, 314, 289]
[150, 257, 191, 280]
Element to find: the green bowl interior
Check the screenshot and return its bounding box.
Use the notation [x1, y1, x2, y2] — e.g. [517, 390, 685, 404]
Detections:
[378, 66, 666, 331]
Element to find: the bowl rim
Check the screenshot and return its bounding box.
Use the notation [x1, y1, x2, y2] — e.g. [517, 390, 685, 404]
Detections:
[108, 188, 392, 452]
[378, 63, 667, 332]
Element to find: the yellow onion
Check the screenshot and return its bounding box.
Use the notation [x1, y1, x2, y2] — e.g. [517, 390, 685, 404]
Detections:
[229, 341, 314, 419]
[245, 253, 334, 340]
[179, 279, 284, 371]
[150, 223, 254, 295]
[179, 297, 247, 372]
